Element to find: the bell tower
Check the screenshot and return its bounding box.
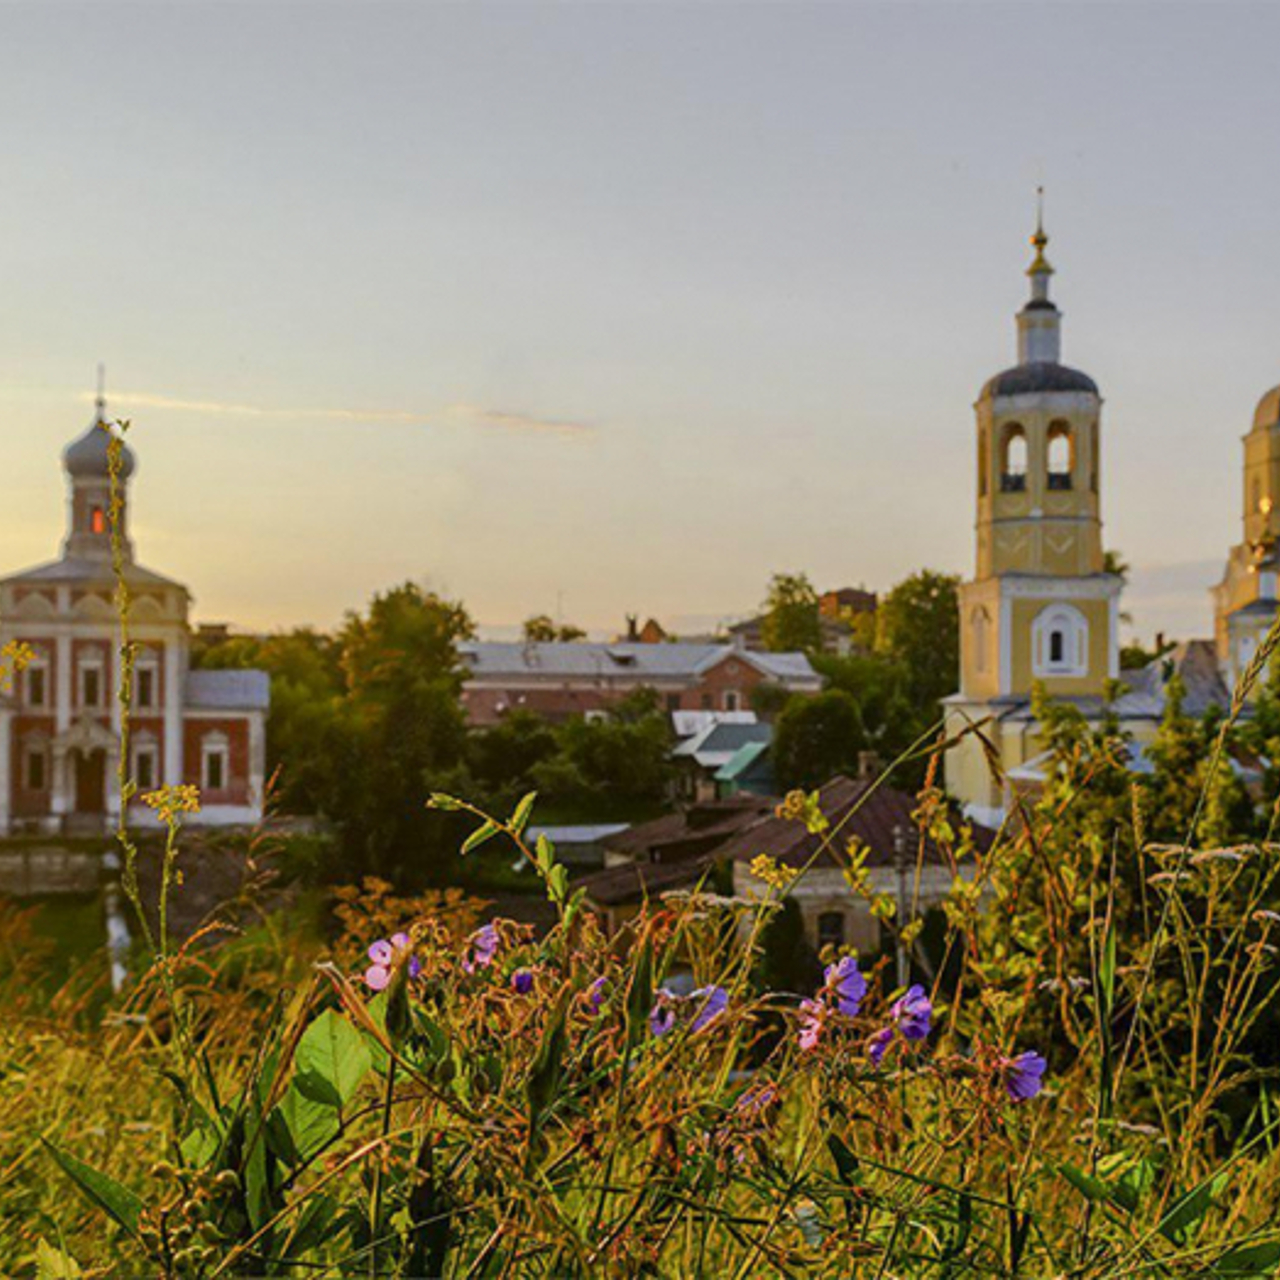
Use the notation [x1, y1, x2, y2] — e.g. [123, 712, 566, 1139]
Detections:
[61, 369, 136, 564]
[946, 206, 1124, 820]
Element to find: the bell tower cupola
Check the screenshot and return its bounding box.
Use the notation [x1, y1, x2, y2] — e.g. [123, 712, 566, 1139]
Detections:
[61, 367, 136, 563]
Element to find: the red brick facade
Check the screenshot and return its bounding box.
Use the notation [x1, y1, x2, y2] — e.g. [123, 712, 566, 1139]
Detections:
[182, 717, 252, 805]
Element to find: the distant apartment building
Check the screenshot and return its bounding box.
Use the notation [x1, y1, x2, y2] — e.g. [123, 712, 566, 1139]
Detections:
[0, 397, 269, 836]
[458, 640, 821, 726]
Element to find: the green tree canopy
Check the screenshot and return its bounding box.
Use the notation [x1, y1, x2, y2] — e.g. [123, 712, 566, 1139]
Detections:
[874, 569, 960, 712]
[772, 689, 867, 791]
[522, 614, 586, 642]
[760, 572, 822, 654]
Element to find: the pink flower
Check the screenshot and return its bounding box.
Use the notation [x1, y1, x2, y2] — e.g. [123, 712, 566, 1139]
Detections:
[364, 932, 420, 992]
[798, 998, 826, 1052]
[462, 923, 500, 974]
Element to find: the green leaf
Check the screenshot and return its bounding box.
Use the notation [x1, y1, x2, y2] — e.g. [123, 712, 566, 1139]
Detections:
[461, 819, 500, 856]
[1213, 1239, 1280, 1276]
[1059, 1162, 1109, 1203]
[270, 1082, 341, 1166]
[295, 1009, 372, 1110]
[625, 937, 655, 1049]
[43, 1142, 143, 1238]
[35, 1239, 83, 1279]
[549, 864, 569, 904]
[535, 833, 554, 872]
[427, 793, 461, 810]
[180, 1122, 221, 1170]
[526, 995, 569, 1137]
[510, 791, 537, 835]
[1157, 1170, 1228, 1247]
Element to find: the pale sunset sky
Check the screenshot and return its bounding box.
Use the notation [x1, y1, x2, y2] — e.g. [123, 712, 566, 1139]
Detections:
[1, 2, 1277, 642]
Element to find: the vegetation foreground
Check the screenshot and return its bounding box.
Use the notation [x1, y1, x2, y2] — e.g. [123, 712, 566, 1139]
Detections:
[3, 749, 1279, 1277]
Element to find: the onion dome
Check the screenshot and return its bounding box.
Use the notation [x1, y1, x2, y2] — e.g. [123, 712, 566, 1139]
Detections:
[63, 391, 135, 479]
[1253, 385, 1280, 431]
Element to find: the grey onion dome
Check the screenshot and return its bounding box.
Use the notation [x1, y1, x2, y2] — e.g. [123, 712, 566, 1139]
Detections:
[1253, 385, 1280, 431]
[63, 410, 135, 479]
[980, 361, 1099, 400]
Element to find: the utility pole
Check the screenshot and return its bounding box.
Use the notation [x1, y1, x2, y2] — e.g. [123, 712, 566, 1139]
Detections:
[892, 823, 911, 989]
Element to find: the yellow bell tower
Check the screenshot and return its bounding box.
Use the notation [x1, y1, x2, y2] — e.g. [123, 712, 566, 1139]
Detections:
[946, 203, 1123, 823]
[1212, 385, 1280, 689]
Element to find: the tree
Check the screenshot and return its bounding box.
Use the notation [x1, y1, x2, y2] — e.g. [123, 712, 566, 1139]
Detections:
[468, 710, 558, 810]
[760, 573, 822, 654]
[772, 690, 867, 791]
[874, 570, 960, 713]
[522, 614, 586, 642]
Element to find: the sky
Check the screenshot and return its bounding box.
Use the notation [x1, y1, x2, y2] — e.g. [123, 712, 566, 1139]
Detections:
[0, 2, 1277, 643]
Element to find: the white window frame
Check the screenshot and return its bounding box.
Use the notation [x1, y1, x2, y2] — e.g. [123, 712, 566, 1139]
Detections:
[79, 656, 105, 710]
[135, 659, 159, 711]
[201, 732, 230, 792]
[723, 690, 741, 712]
[1032, 604, 1089, 678]
[26, 658, 48, 708]
[133, 732, 159, 793]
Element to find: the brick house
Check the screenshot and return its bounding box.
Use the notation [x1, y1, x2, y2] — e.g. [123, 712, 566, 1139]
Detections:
[0, 397, 269, 835]
[458, 640, 821, 727]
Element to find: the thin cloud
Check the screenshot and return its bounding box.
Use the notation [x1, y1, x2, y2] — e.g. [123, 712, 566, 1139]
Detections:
[80, 390, 597, 439]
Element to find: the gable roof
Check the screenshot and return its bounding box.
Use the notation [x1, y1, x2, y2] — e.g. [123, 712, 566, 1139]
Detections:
[459, 641, 819, 686]
[673, 720, 772, 769]
[1, 556, 186, 591]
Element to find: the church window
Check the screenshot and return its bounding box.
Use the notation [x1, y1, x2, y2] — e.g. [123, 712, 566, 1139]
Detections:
[1047, 423, 1073, 489]
[817, 910, 846, 950]
[91, 506, 106, 534]
[134, 739, 158, 792]
[1001, 425, 1027, 492]
[27, 664, 46, 708]
[202, 732, 230, 793]
[972, 607, 991, 674]
[1032, 604, 1089, 678]
[80, 663, 103, 709]
[137, 665, 156, 710]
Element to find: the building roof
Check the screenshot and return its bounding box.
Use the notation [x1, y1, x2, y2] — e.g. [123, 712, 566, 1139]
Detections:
[185, 669, 271, 711]
[0, 556, 185, 590]
[714, 740, 773, 786]
[526, 823, 631, 845]
[459, 640, 819, 686]
[981, 362, 1099, 400]
[599, 795, 775, 862]
[576, 853, 722, 907]
[671, 709, 758, 739]
[714, 775, 992, 869]
[673, 720, 772, 769]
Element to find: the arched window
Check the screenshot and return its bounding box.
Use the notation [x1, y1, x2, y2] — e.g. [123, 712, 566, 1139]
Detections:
[1047, 422, 1073, 489]
[817, 911, 846, 951]
[91, 506, 106, 534]
[1001, 425, 1027, 491]
[1032, 604, 1089, 677]
[972, 606, 991, 675]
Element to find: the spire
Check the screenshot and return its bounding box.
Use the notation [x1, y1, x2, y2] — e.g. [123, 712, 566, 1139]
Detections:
[94, 363, 107, 423]
[1017, 190, 1061, 364]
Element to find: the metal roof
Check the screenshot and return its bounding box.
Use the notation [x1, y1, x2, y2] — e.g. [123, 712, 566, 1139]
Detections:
[1, 556, 186, 590]
[459, 641, 819, 685]
[185, 669, 270, 711]
[981, 361, 1098, 400]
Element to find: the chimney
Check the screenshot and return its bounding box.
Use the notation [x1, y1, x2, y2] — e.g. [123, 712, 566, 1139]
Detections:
[625, 613, 639, 642]
[856, 750, 881, 782]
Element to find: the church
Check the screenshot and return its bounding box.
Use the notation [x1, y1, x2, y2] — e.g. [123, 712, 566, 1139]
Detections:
[945, 213, 1268, 825]
[0, 395, 269, 836]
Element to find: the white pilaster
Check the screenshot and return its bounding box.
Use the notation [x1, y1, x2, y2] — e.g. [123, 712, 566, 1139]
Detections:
[163, 638, 183, 785]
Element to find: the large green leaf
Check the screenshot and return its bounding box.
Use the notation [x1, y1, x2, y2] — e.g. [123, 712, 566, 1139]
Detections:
[43, 1142, 143, 1237]
[1213, 1238, 1280, 1276]
[295, 1009, 372, 1110]
[270, 1081, 341, 1166]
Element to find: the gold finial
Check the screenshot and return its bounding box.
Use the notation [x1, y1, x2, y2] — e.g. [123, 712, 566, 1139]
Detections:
[1028, 186, 1052, 275]
[94, 363, 107, 420]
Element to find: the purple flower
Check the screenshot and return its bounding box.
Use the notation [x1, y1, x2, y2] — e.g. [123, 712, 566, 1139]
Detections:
[462, 923, 500, 974]
[690, 985, 728, 1032]
[649, 993, 678, 1038]
[1001, 1051, 1047, 1102]
[364, 932, 420, 992]
[797, 998, 826, 1052]
[890, 984, 933, 1042]
[650, 984, 729, 1037]
[735, 1081, 778, 1116]
[511, 968, 534, 995]
[867, 1025, 894, 1067]
[586, 975, 608, 1014]
[824, 956, 867, 1018]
